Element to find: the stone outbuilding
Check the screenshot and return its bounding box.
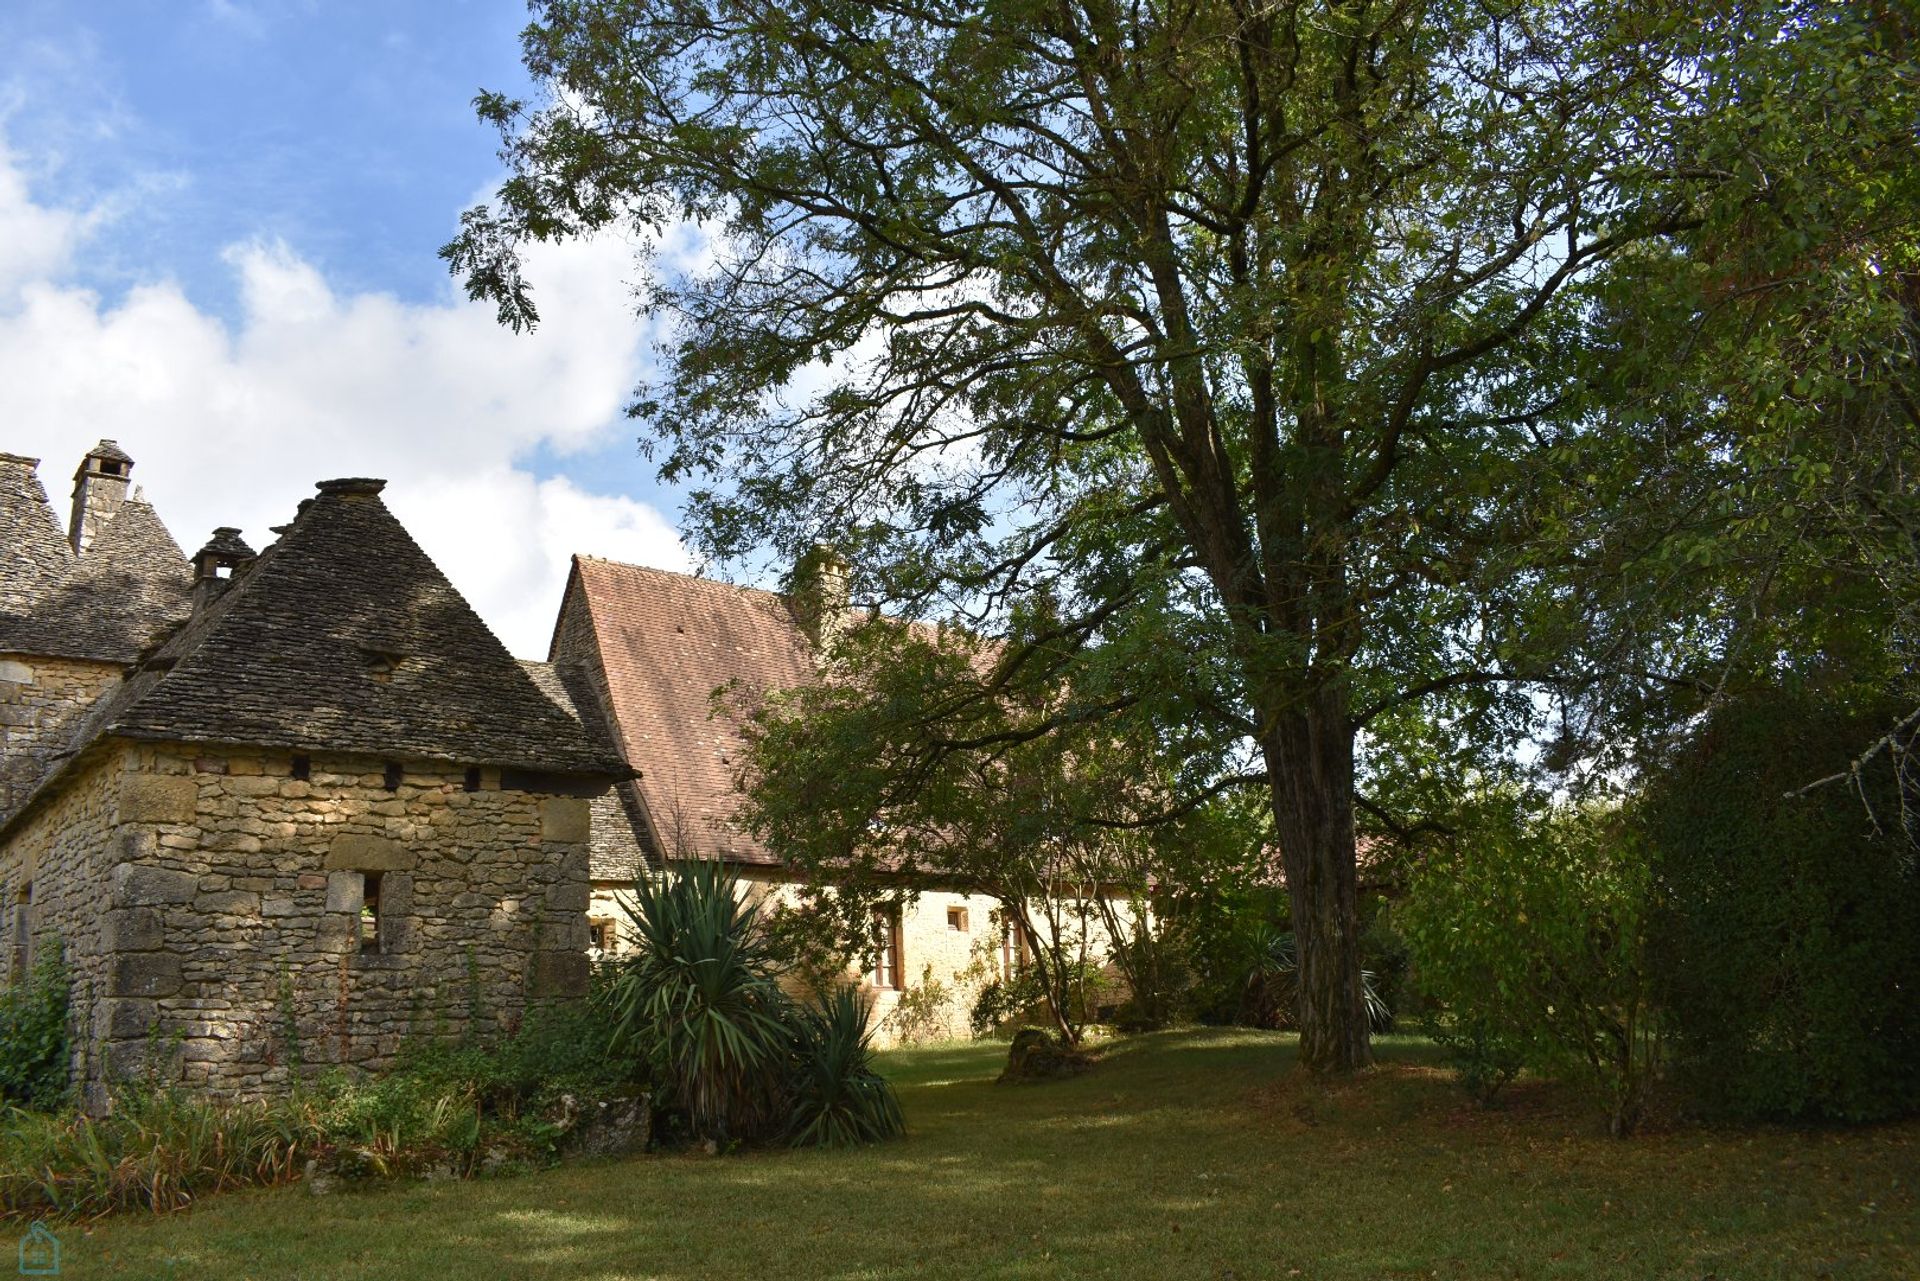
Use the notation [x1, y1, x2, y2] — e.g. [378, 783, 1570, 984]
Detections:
[0, 451, 627, 1103]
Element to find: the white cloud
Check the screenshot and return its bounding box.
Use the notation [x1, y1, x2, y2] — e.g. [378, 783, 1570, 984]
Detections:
[0, 138, 95, 301]
[0, 150, 689, 657]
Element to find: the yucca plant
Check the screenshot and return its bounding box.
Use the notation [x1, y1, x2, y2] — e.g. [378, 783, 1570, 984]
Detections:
[785, 985, 905, 1149]
[1244, 928, 1391, 1033]
[605, 860, 793, 1142]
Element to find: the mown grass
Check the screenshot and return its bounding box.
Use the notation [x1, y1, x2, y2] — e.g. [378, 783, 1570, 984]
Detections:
[37, 1029, 1920, 1279]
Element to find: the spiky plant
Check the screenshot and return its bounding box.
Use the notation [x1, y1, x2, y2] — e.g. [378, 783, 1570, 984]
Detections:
[605, 860, 792, 1142]
[784, 985, 905, 1149]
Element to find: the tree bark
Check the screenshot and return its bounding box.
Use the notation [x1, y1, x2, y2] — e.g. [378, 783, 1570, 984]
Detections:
[1265, 687, 1372, 1075]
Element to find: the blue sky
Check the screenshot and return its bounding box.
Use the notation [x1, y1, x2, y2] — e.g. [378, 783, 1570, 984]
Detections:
[0, 0, 697, 654]
[3, 0, 529, 314]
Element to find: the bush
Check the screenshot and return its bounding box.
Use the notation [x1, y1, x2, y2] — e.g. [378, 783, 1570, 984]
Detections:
[1640, 692, 1920, 1122]
[882, 964, 955, 1045]
[0, 1085, 310, 1218]
[0, 946, 70, 1110]
[0, 988, 649, 1220]
[604, 860, 795, 1141]
[968, 969, 1048, 1039]
[1238, 927, 1391, 1034]
[1400, 796, 1660, 1136]
[605, 861, 905, 1148]
[785, 985, 905, 1148]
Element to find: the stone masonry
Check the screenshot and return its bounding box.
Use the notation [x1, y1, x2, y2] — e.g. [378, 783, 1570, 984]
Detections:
[2, 741, 591, 1099]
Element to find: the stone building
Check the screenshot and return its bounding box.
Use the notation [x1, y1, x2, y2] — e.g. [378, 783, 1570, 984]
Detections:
[544, 553, 1056, 1041]
[0, 448, 626, 1102]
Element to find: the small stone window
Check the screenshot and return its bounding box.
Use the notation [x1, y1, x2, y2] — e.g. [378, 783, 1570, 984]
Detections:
[947, 906, 969, 932]
[359, 873, 383, 953]
[9, 884, 30, 982]
[587, 918, 616, 954]
[291, 753, 311, 781]
[382, 762, 402, 792]
[464, 766, 481, 793]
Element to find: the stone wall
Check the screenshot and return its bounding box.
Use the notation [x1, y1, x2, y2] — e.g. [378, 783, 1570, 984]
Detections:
[0, 654, 124, 815]
[0, 744, 124, 1093]
[2, 740, 598, 1103]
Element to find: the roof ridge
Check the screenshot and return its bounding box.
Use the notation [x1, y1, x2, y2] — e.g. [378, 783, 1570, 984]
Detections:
[575, 553, 791, 603]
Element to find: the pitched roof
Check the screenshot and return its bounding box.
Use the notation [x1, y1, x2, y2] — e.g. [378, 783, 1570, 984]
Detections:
[0, 454, 192, 662]
[557, 556, 818, 864]
[0, 454, 75, 621]
[4, 479, 628, 831]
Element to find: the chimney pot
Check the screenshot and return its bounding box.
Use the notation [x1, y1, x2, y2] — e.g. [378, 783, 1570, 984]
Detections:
[69, 440, 136, 554]
[191, 526, 258, 614]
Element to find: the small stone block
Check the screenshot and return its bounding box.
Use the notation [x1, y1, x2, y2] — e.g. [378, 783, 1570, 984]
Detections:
[119, 773, 199, 824]
[104, 907, 164, 951]
[112, 952, 182, 998]
[324, 833, 415, 871]
[541, 796, 591, 843]
[111, 863, 199, 907]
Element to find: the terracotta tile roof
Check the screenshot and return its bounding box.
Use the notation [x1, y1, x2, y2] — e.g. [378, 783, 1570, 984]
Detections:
[0, 453, 192, 661]
[558, 556, 819, 864]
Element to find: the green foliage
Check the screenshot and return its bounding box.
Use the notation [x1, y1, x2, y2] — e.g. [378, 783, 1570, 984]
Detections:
[0, 1086, 310, 1218]
[1239, 928, 1391, 1035]
[1640, 691, 1920, 1122]
[0, 993, 648, 1220]
[881, 964, 954, 1047]
[605, 860, 793, 1141]
[0, 946, 70, 1110]
[785, 985, 905, 1149]
[452, 0, 1769, 1073]
[1400, 797, 1660, 1135]
[605, 861, 904, 1148]
[967, 970, 1050, 1041]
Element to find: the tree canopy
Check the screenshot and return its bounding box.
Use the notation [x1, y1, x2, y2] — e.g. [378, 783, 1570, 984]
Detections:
[448, 0, 1918, 1072]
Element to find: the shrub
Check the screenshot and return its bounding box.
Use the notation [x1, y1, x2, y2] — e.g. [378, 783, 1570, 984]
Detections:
[605, 861, 905, 1148]
[1238, 927, 1391, 1034]
[968, 969, 1048, 1039]
[882, 964, 955, 1046]
[0, 946, 70, 1110]
[785, 985, 904, 1148]
[1400, 796, 1660, 1136]
[604, 860, 793, 1142]
[1640, 692, 1920, 1122]
[0, 1087, 311, 1218]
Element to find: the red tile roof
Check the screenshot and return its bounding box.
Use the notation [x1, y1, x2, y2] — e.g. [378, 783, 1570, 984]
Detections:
[561, 556, 818, 864]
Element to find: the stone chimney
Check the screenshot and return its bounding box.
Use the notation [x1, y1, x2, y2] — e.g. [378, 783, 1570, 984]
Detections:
[190, 527, 257, 615]
[69, 439, 135, 554]
[789, 544, 850, 647]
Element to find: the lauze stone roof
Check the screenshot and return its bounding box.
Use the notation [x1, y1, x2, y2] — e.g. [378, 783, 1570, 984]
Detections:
[5, 477, 628, 831]
[104, 478, 631, 774]
[0, 452, 191, 662]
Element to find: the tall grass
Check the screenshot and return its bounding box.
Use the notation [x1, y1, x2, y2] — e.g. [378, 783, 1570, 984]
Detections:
[0, 1089, 312, 1219]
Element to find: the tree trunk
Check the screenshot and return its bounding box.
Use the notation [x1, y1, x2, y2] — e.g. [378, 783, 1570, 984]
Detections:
[1265, 688, 1372, 1075]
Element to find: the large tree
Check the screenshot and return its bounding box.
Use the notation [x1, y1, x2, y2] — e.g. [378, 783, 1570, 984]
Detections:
[449, 0, 1729, 1072]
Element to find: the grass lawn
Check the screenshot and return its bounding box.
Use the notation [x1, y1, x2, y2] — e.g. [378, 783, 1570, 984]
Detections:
[37, 1029, 1920, 1279]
